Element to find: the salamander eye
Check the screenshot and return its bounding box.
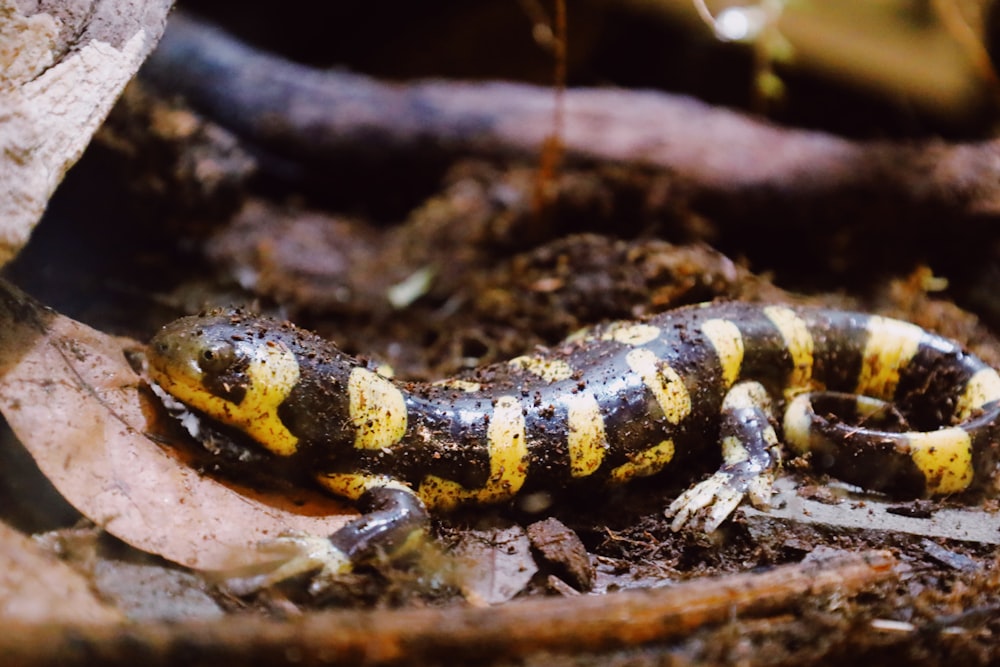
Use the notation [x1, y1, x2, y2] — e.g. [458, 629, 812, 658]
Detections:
[199, 341, 236, 374]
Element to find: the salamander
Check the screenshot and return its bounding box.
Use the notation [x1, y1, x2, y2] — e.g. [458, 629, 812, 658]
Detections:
[146, 302, 1000, 582]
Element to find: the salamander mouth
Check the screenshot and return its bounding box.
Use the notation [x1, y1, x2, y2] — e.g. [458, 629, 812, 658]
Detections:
[148, 378, 276, 466]
[148, 378, 207, 443]
[142, 339, 206, 428]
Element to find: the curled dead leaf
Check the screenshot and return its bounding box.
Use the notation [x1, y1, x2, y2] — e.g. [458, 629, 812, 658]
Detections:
[0, 281, 352, 571]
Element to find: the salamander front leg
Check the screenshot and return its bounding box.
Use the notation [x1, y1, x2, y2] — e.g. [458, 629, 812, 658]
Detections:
[665, 381, 781, 532]
[224, 484, 430, 594]
[327, 484, 430, 566]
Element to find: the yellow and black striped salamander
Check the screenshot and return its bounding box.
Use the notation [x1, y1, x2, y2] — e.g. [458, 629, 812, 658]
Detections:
[147, 302, 1000, 579]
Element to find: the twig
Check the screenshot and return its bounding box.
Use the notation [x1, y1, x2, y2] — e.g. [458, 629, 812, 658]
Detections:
[0, 549, 896, 666]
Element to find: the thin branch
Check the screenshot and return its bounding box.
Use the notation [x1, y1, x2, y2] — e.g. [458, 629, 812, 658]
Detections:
[0, 549, 897, 666]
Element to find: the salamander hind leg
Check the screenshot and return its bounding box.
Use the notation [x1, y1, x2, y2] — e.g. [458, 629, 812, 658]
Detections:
[666, 381, 781, 532]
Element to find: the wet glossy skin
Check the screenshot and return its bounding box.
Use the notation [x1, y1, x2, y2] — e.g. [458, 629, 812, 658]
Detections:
[148, 303, 1000, 574]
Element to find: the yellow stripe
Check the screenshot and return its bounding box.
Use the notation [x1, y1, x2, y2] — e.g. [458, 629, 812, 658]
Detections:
[625, 348, 691, 425]
[487, 396, 529, 495]
[954, 367, 1000, 420]
[432, 378, 482, 393]
[418, 395, 528, 509]
[701, 319, 744, 387]
[720, 380, 769, 412]
[608, 440, 675, 483]
[907, 427, 973, 494]
[348, 367, 408, 450]
[317, 473, 412, 500]
[855, 316, 923, 399]
[562, 392, 607, 477]
[509, 355, 574, 382]
[781, 394, 814, 455]
[718, 381, 776, 465]
[763, 306, 814, 392]
[601, 322, 661, 346]
[720, 435, 749, 465]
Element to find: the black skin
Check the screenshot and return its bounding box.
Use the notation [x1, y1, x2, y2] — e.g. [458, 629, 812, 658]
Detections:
[148, 303, 1000, 577]
[328, 486, 430, 563]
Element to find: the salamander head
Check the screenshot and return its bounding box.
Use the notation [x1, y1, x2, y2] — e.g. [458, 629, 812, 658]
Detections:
[147, 310, 304, 457]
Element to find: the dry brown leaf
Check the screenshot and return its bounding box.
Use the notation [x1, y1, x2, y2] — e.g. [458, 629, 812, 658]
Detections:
[453, 523, 538, 605]
[0, 523, 122, 624]
[0, 281, 352, 571]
